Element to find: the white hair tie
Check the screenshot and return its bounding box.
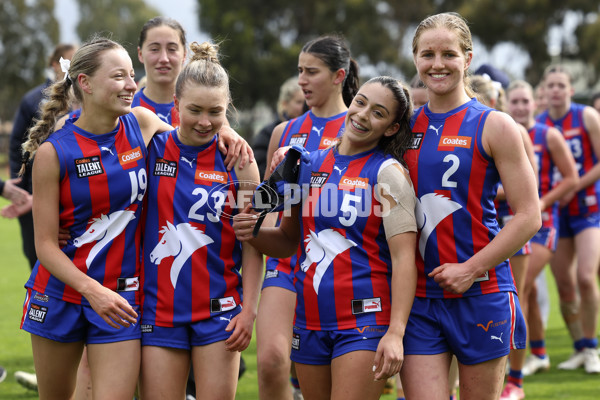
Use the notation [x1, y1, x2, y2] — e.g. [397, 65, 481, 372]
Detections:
[59, 57, 71, 82]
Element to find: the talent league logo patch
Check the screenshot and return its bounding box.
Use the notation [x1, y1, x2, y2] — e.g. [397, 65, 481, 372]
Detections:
[118, 147, 143, 168]
[74, 156, 104, 178]
[408, 132, 424, 150]
[310, 171, 330, 188]
[289, 133, 308, 146]
[153, 158, 178, 178]
[28, 303, 48, 323]
[141, 324, 154, 333]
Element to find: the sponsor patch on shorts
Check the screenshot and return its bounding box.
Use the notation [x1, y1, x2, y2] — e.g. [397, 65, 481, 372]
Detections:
[351, 297, 382, 314]
[210, 296, 237, 312]
[33, 293, 49, 303]
[292, 332, 300, 350]
[28, 304, 48, 323]
[141, 324, 154, 333]
[116, 277, 139, 292]
[265, 270, 279, 279]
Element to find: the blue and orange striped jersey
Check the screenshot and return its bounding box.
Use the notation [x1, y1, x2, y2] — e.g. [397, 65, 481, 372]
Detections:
[141, 131, 242, 326]
[536, 103, 600, 216]
[266, 110, 347, 278]
[405, 99, 515, 298]
[132, 89, 179, 127]
[25, 113, 147, 305]
[294, 146, 396, 330]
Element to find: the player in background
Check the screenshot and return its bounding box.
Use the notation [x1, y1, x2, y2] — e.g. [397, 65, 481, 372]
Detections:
[536, 65, 600, 374]
[498, 79, 578, 398]
[257, 34, 359, 400]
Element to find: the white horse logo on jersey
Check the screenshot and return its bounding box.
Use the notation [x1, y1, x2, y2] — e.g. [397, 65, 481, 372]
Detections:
[415, 193, 462, 258]
[149, 221, 214, 289]
[300, 229, 357, 294]
[73, 210, 136, 269]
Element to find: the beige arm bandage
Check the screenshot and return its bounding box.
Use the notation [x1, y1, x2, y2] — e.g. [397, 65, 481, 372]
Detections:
[376, 160, 417, 239]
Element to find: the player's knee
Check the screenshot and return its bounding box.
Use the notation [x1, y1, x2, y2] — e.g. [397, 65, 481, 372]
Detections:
[560, 299, 580, 316]
[257, 349, 291, 379]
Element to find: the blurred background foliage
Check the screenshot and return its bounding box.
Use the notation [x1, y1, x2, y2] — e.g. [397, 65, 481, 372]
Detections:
[2, 0, 600, 134]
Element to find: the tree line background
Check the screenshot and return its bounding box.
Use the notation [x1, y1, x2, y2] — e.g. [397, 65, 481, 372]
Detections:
[2, 0, 600, 137]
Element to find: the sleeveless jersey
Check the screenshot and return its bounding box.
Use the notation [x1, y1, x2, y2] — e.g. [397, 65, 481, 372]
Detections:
[141, 131, 242, 326]
[25, 113, 147, 305]
[536, 103, 600, 216]
[405, 98, 515, 298]
[529, 122, 560, 228]
[265, 110, 347, 277]
[294, 146, 396, 331]
[132, 89, 179, 127]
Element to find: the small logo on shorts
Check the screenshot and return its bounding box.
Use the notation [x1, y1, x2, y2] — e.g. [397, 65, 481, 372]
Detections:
[219, 314, 233, 323]
[33, 293, 49, 303]
[292, 333, 300, 350]
[477, 319, 507, 332]
[141, 324, 154, 333]
[265, 270, 279, 279]
[28, 304, 47, 323]
[491, 332, 504, 343]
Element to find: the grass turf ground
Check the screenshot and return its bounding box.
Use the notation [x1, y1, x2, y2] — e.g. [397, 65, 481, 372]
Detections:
[0, 194, 599, 399]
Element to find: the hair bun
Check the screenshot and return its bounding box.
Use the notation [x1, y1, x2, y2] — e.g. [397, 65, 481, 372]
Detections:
[189, 41, 219, 63]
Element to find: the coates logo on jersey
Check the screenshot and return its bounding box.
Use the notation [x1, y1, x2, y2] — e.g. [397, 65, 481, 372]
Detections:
[564, 128, 581, 138]
[438, 135, 472, 150]
[196, 170, 227, 185]
[118, 147, 143, 169]
[319, 136, 338, 148]
[339, 176, 369, 191]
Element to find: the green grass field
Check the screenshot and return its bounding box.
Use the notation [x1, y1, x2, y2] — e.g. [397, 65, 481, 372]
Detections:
[0, 193, 599, 399]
